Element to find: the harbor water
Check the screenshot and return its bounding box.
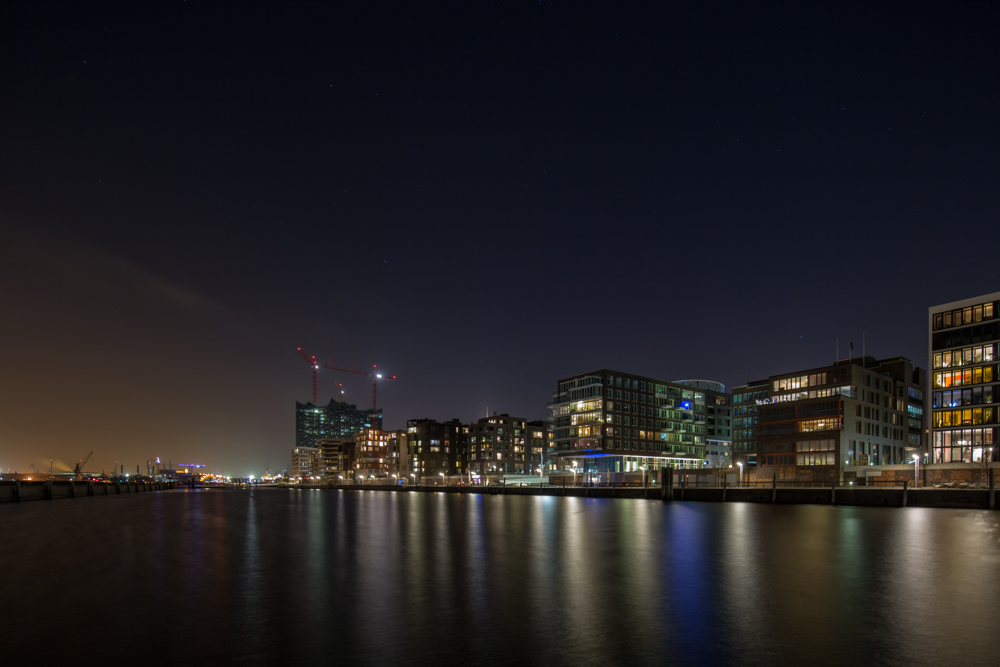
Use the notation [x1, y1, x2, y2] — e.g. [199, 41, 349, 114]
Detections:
[1, 488, 998, 665]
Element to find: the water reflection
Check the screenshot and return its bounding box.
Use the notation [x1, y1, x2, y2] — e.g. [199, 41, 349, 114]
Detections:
[1, 491, 998, 666]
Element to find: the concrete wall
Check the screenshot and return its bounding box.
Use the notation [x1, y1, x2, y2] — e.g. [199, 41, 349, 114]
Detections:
[319, 482, 996, 509]
[737, 462, 997, 487]
[0, 480, 175, 503]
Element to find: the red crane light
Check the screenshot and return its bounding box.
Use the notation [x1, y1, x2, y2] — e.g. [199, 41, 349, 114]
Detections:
[294, 348, 396, 417]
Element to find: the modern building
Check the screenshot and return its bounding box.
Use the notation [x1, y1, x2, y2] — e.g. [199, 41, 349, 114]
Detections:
[528, 420, 550, 471]
[755, 356, 925, 481]
[406, 418, 469, 482]
[316, 438, 354, 481]
[354, 428, 390, 481]
[928, 292, 999, 463]
[732, 379, 769, 467]
[467, 414, 547, 476]
[290, 446, 323, 480]
[387, 430, 409, 480]
[677, 380, 732, 467]
[704, 439, 732, 468]
[295, 399, 382, 449]
[549, 369, 731, 473]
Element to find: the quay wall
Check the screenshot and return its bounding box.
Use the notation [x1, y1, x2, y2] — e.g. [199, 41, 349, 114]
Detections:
[0, 480, 175, 503]
[318, 482, 995, 510]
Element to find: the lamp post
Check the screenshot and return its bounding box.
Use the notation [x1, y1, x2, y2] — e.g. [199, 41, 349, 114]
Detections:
[572, 461, 578, 486]
[737, 462, 743, 487]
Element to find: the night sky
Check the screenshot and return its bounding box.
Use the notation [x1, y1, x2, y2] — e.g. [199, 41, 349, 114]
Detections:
[1, 1, 997, 476]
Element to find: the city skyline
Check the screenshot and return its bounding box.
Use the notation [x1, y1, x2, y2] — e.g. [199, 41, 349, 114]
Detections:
[2, 2, 998, 474]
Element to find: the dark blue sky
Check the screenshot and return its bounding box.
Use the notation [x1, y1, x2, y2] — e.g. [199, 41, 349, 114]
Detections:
[1, 1, 997, 474]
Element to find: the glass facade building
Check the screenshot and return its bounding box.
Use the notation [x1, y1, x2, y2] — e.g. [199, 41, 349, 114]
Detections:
[928, 292, 1000, 463]
[732, 379, 769, 467]
[549, 369, 731, 472]
[295, 399, 382, 448]
[677, 380, 733, 467]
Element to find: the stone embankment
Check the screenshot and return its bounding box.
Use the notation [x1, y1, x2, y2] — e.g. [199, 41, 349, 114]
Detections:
[0, 479, 175, 503]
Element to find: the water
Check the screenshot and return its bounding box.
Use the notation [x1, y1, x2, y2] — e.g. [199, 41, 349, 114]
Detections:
[2, 489, 998, 666]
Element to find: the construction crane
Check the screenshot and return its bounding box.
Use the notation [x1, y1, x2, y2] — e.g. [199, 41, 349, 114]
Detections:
[74, 451, 93, 480]
[296, 348, 321, 404]
[295, 347, 396, 415]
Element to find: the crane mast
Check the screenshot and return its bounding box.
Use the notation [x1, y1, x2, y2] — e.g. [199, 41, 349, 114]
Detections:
[294, 347, 395, 420]
[74, 451, 93, 480]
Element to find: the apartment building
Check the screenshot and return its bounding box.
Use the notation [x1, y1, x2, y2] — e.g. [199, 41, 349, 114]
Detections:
[549, 369, 731, 473]
[467, 414, 547, 476]
[406, 418, 469, 481]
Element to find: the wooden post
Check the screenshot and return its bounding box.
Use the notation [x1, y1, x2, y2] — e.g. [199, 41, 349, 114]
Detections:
[902, 480, 908, 508]
[661, 467, 673, 502]
[14, 479, 20, 502]
[88, 481, 94, 496]
[45, 480, 53, 499]
[831, 476, 836, 505]
[771, 473, 777, 504]
[722, 477, 727, 502]
[990, 468, 995, 511]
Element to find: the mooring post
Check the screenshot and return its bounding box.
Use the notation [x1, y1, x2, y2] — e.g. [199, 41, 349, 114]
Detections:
[902, 480, 908, 508]
[771, 473, 777, 504]
[990, 468, 995, 510]
[45, 480, 53, 499]
[14, 479, 20, 502]
[831, 476, 836, 505]
[722, 477, 727, 502]
[88, 481, 94, 496]
[661, 467, 673, 502]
